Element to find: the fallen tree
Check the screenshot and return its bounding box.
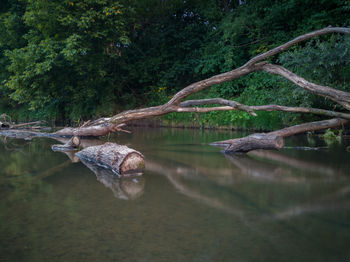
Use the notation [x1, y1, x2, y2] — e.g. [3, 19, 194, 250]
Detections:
[49, 27, 350, 152]
[211, 118, 348, 153]
[2, 27, 350, 155]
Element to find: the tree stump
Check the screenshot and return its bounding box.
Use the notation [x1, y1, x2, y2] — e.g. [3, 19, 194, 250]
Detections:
[76, 142, 145, 175]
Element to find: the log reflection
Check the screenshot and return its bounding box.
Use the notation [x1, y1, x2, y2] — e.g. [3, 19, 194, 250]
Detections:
[51, 137, 350, 219]
[80, 159, 145, 200]
[225, 150, 347, 183]
[146, 161, 244, 217]
[249, 150, 341, 176]
[147, 151, 350, 222]
[272, 186, 350, 220]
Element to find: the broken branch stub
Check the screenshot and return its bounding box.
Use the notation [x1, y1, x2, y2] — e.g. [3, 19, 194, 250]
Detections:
[51, 136, 81, 151]
[76, 142, 145, 176]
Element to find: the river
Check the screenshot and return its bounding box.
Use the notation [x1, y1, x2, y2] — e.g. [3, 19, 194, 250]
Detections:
[1, 127, 350, 262]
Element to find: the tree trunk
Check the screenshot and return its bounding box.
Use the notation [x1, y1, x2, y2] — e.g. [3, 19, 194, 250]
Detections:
[211, 133, 284, 153]
[212, 118, 349, 153]
[75, 142, 145, 175]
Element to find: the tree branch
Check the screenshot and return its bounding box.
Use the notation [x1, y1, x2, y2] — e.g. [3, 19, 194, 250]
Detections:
[262, 63, 350, 110]
[244, 27, 350, 67]
[179, 98, 350, 119]
[49, 27, 350, 137]
[212, 118, 349, 153]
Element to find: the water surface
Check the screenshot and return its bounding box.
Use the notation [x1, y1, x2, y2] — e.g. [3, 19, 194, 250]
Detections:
[1, 128, 350, 262]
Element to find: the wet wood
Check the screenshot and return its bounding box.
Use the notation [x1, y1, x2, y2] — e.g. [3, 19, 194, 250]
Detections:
[212, 118, 348, 153]
[211, 133, 284, 153]
[76, 142, 145, 175]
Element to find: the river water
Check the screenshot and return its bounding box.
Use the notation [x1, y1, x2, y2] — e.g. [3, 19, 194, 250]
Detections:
[0, 128, 350, 262]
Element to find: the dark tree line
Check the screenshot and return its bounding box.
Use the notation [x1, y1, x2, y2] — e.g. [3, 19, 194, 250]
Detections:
[0, 0, 349, 130]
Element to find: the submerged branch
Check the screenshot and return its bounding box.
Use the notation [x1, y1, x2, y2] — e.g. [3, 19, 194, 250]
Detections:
[212, 118, 349, 153]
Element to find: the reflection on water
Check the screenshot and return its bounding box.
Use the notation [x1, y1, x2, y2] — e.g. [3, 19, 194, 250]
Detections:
[80, 159, 145, 200]
[0, 128, 350, 262]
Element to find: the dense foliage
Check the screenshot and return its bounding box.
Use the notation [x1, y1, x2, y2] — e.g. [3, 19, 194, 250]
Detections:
[1, 0, 350, 129]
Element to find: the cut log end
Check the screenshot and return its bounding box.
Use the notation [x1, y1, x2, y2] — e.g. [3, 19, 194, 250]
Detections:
[274, 135, 285, 149]
[120, 152, 145, 175]
[52, 136, 81, 151]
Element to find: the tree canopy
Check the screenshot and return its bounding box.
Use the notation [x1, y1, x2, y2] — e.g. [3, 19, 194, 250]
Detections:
[1, 0, 349, 129]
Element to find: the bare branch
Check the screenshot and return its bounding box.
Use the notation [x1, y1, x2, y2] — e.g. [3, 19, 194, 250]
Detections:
[212, 118, 349, 153]
[244, 27, 350, 67]
[270, 118, 348, 137]
[180, 98, 257, 115]
[179, 98, 350, 119]
[262, 63, 350, 110]
[161, 62, 265, 107]
[10, 121, 43, 129]
[49, 27, 350, 137]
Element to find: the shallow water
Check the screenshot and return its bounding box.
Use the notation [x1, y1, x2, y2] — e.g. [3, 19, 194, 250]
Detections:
[1, 128, 350, 262]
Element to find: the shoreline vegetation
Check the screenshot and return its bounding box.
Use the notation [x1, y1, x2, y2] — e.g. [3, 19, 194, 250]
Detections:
[1, 1, 349, 131]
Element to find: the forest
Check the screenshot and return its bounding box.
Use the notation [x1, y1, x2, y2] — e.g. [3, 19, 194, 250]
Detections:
[1, 0, 350, 130]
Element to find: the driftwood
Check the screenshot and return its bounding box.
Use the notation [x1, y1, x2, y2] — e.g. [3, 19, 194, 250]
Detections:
[0, 120, 44, 130]
[76, 142, 145, 175]
[213, 118, 348, 153]
[211, 133, 284, 153]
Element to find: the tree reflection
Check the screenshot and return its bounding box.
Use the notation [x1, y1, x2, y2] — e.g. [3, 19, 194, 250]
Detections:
[146, 149, 350, 222]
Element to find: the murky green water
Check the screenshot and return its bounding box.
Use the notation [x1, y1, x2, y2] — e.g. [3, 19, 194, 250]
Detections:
[1, 128, 350, 262]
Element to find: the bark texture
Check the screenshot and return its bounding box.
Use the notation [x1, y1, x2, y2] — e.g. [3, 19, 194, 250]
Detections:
[76, 142, 145, 175]
[211, 133, 284, 153]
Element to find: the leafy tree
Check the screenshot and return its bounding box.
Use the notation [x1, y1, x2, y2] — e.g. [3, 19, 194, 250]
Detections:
[2, 0, 131, 121]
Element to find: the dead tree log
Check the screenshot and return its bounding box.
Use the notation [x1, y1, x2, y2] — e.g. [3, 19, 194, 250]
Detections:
[75, 142, 145, 176]
[212, 118, 349, 153]
[211, 134, 284, 153]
